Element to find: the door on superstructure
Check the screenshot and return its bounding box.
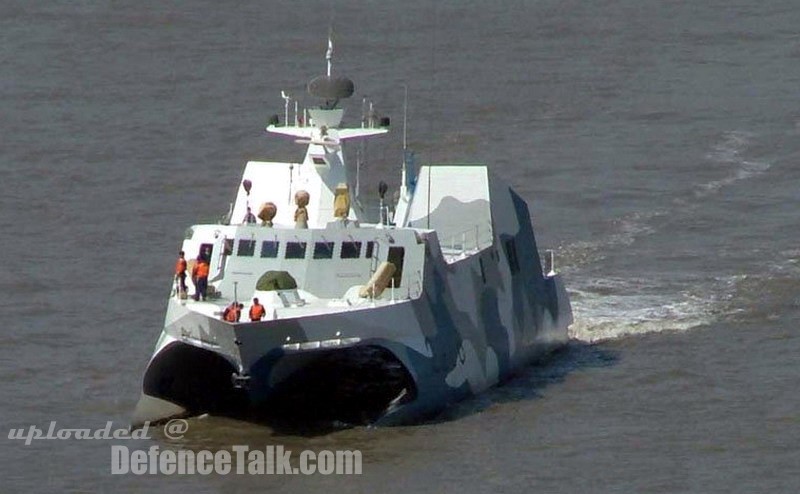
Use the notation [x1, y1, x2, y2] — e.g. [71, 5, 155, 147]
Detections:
[199, 243, 213, 263]
[207, 235, 232, 281]
[387, 246, 405, 288]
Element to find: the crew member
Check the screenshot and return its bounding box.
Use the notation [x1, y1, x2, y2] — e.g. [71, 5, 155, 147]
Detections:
[243, 207, 257, 224]
[223, 302, 239, 322]
[174, 251, 187, 295]
[192, 255, 210, 301]
[237, 303, 244, 321]
[249, 298, 265, 322]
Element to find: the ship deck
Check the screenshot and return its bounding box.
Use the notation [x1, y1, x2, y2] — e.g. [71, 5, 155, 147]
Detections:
[179, 290, 412, 324]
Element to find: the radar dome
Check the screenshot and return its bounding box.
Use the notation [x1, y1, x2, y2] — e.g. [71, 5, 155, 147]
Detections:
[308, 75, 355, 100]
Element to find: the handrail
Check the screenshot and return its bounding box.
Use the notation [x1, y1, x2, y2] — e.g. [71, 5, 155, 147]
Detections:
[440, 222, 493, 263]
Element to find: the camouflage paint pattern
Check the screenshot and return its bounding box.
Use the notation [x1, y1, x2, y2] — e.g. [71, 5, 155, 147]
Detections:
[139, 165, 572, 425]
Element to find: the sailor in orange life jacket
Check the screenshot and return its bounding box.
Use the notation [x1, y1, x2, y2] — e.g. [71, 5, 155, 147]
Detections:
[223, 302, 242, 322]
[192, 256, 210, 301]
[249, 298, 266, 322]
[174, 251, 188, 294]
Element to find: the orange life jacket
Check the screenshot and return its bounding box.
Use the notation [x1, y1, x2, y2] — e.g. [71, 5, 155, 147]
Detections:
[175, 258, 187, 275]
[194, 261, 209, 278]
[224, 305, 238, 322]
[249, 304, 265, 321]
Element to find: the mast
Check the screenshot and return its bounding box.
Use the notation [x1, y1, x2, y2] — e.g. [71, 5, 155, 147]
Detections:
[326, 36, 333, 77]
[401, 85, 408, 198]
[259, 36, 389, 227]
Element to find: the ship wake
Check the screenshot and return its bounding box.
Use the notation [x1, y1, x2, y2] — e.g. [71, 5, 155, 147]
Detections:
[557, 130, 773, 343]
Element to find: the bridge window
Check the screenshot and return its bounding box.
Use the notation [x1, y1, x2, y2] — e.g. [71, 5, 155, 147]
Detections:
[237, 239, 256, 257]
[312, 156, 326, 165]
[260, 240, 280, 258]
[365, 241, 375, 258]
[223, 238, 234, 256]
[313, 241, 335, 259]
[285, 242, 307, 259]
[340, 241, 362, 259]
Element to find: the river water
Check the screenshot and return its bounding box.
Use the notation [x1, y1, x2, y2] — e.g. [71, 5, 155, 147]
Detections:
[2, 1, 799, 492]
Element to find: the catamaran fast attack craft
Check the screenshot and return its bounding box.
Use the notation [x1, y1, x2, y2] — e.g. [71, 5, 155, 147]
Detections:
[133, 39, 572, 426]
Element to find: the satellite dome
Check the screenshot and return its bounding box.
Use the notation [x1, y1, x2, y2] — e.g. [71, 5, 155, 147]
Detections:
[307, 75, 355, 100]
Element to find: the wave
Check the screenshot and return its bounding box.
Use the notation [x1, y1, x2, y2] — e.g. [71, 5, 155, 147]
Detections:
[568, 255, 800, 344]
[556, 130, 775, 343]
[561, 130, 772, 264]
[695, 130, 771, 197]
[566, 276, 726, 343]
[720, 256, 800, 323]
[556, 209, 665, 269]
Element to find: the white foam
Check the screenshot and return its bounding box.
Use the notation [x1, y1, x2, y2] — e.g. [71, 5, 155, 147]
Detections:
[696, 160, 771, 196]
[696, 131, 771, 197]
[770, 250, 800, 276]
[567, 276, 727, 343]
[557, 130, 773, 343]
[706, 130, 754, 163]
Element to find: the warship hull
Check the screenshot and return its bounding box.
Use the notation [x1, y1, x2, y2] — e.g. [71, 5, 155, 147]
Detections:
[133, 42, 572, 426]
[135, 173, 572, 426]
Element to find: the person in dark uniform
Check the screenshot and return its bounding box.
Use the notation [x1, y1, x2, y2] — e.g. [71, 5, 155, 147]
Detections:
[174, 251, 187, 295]
[192, 256, 209, 301]
[243, 207, 257, 224]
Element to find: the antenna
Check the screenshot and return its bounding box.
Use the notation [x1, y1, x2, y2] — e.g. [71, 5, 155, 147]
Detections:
[361, 96, 367, 128]
[327, 4, 336, 75]
[326, 35, 333, 77]
[355, 145, 361, 200]
[281, 91, 291, 127]
[288, 163, 294, 204]
[369, 102, 374, 128]
[401, 85, 408, 196]
[403, 85, 408, 151]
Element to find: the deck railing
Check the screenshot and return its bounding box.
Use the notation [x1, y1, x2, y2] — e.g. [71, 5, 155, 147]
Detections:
[440, 222, 493, 263]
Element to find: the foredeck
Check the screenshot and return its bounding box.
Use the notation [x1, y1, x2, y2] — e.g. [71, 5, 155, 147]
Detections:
[181, 287, 415, 325]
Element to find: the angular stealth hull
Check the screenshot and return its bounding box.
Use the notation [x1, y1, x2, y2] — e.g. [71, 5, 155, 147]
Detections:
[134, 40, 571, 427]
[134, 166, 572, 427]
